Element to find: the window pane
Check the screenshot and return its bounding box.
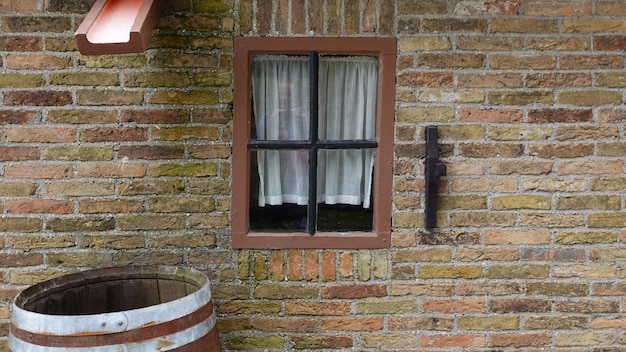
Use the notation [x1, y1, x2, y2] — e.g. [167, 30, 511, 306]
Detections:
[318, 56, 378, 142]
[317, 148, 374, 232]
[317, 148, 375, 207]
[317, 203, 373, 232]
[249, 150, 309, 232]
[251, 55, 310, 141]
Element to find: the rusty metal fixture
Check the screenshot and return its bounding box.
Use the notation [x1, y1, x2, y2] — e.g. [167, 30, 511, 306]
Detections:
[75, 0, 161, 55]
[424, 125, 447, 229]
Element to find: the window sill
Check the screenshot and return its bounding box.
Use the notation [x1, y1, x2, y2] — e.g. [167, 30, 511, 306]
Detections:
[232, 231, 390, 249]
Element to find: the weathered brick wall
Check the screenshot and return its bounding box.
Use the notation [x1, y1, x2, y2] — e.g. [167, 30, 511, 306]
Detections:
[1, 0, 626, 350]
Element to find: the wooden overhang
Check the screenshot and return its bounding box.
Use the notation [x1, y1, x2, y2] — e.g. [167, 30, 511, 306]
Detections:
[75, 0, 160, 55]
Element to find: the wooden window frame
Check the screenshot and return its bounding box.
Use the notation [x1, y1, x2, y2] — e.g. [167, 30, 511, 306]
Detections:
[232, 37, 396, 249]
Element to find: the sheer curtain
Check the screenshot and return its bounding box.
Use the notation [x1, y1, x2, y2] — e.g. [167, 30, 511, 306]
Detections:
[251, 55, 378, 208]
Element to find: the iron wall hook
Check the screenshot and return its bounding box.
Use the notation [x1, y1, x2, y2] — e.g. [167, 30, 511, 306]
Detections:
[424, 125, 447, 228]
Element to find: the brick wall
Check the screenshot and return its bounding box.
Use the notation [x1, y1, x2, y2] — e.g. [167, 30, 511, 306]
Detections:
[1, 0, 626, 350]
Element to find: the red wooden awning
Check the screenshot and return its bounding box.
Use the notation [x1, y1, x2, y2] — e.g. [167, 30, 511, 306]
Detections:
[75, 0, 160, 55]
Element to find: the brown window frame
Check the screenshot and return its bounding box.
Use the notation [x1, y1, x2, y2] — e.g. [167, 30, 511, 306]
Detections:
[232, 37, 396, 249]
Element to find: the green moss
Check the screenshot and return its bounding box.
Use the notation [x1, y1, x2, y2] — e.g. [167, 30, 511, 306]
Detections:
[193, 71, 233, 87]
[79, 55, 147, 69]
[149, 162, 218, 177]
[194, 0, 232, 14]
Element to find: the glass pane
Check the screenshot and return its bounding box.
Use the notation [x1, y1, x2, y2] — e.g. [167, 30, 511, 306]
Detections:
[249, 150, 309, 232]
[317, 203, 373, 232]
[251, 55, 310, 141]
[316, 149, 374, 232]
[318, 56, 378, 142]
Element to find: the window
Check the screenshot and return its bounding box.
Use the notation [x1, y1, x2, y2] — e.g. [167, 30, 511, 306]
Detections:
[232, 37, 396, 249]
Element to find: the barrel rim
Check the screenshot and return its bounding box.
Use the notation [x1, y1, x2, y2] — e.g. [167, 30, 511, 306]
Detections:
[14, 265, 207, 310]
[10, 265, 212, 336]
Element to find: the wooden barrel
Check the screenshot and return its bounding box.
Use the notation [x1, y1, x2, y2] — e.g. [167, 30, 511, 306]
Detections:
[9, 265, 221, 352]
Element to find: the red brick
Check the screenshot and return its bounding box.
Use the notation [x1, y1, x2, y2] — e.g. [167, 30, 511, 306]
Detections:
[79, 127, 147, 142]
[0, 110, 35, 124]
[0, 217, 42, 232]
[321, 251, 336, 281]
[6, 54, 71, 69]
[398, 72, 454, 88]
[79, 199, 144, 214]
[291, 0, 306, 34]
[308, 0, 323, 34]
[388, 316, 454, 331]
[256, 0, 272, 34]
[422, 334, 486, 348]
[362, 0, 377, 33]
[0, 146, 39, 161]
[0, 253, 43, 267]
[595, 36, 626, 51]
[187, 145, 230, 159]
[5, 199, 72, 214]
[0, 36, 41, 51]
[193, 108, 231, 124]
[560, 55, 623, 69]
[118, 145, 184, 160]
[423, 298, 485, 313]
[489, 332, 552, 347]
[458, 73, 523, 88]
[286, 301, 350, 316]
[460, 107, 523, 123]
[4, 15, 72, 33]
[287, 250, 303, 280]
[2, 0, 44, 12]
[6, 127, 75, 143]
[321, 317, 384, 331]
[338, 251, 353, 279]
[304, 250, 318, 281]
[5, 163, 72, 179]
[321, 284, 387, 299]
[4, 90, 72, 106]
[269, 250, 285, 281]
[121, 109, 190, 124]
[48, 0, 92, 12]
[557, 160, 624, 175]
[555, 299, 619, 313]
[592, 282, 626, 296]
[458, 143, 523, 158]
[528, 109, 593, 123]
[590, 316, 626, 329]
[76, 163, 146, 178]
[419, 53, 485, 69]
[485, 230, 551, 245]
[526, 73, 591, 88]
[490, 298, 552, 313]
[598, 2, 626, 16]
[252, 317, 317, 332]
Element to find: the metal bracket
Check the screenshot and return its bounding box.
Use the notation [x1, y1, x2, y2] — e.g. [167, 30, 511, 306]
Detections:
[424, 125, 447, 229]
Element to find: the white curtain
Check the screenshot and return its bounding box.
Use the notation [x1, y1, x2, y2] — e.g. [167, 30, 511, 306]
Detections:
[251, 55, 378, 208]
